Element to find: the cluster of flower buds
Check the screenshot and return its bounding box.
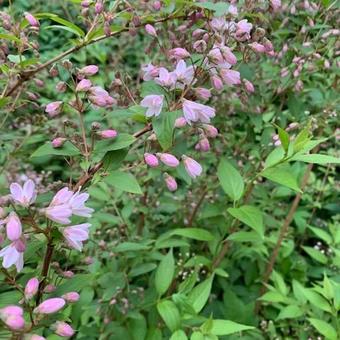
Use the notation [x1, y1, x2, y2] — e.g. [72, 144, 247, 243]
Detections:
[0, 180, 93, 272]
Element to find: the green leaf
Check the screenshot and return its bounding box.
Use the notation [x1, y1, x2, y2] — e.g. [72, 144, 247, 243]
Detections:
[217, 159, 244, 201]
[188, 276, 214, 313]
[275, 125, 290, 153]
[0, 33, 20, 43]
[302, 246, 328, 264]
[105, 170, 142, 194]
[113, 242, 150, 252]
[157, 300, 181, 332]
[227, 231, 263, 243]
[292, 154, 340, 165]
[293, 126, 311, 153]
[141, 81, 166, 97]
[171, 228, 214, 241]
[190, 332, 204, 340]
[94, 133, 136, 155]
[261, 165, 301, 192]
[276, 305, 303, 320]
[302, 289, 332, 313]
[30, 141, 81, 158]
[153, 111, 181, 150]
[170, 330, 188, 340]
[308, 318, 337, 340]
[155, 249, 175, 296]
[209, 320, 254, 336]
[227, 205, 264, 236]
[307, 226, 332, 244]
[195, 2, 230, 16]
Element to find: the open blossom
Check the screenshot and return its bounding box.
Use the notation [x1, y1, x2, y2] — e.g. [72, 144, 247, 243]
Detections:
[24, 12, 39, 27]
[169, 48, 190, 60]
[142, 63, 159, 81]
[89, 86, 116, 107]
[45, 204, 72, 224]
[0, 242, 24, 272]
[182, 99, 215, 124]
[0, 305, 25, 330]
[68, 191, 94, 218]
[34, 298, 65, 314]
[155, 67, 176, 88]
[144, 153, 159, 167]
[76, 79, 92, 92]
[157, 153, 180, 167]
[54, 321, 75, 337]
[10, 179, 36, 207]
[78, 65, 98, 77]
[24, 277, 39, 300]
[140, 95, 164, 117]
[164, 174, 177, 192]
[63, 223, 91, 251]
[45, 101, 63, 117]
[182, 155, 202, 178]
[174, 60, 195, 86]
[210, 17, 228, 32]
[220, 69, 241, 86]
[235, 19, 252, 41]
[6, 212, 22, 241]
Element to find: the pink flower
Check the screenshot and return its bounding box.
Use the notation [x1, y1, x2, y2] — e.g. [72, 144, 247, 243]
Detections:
[24, 12, 39, 27]
[203, 124, 218, 138]
[34, 298, 65, 314]
[182, 99, 215, 124]
[164, 174, 177, 192]
[44, 284, 56, 293]
[140, 95, 164, 117]
[6, 212, 22, 241]
[54, 321, 75, 337]
[270, 0, 281, 11]
[249, 42, 266, 53]
[210, 75, 224, 91]
[0, 243, 24, 272]
[235, 19, 252, 41]
[220, 46, 237, 65]
[24, 277, 39, 300]
[95, 1, 103, 14]
[182, 155, 202, 178]
[45, 101, 63, 117]
[98, 129, 118, 139]
[155, 67, 177, 88]
[29, 335, 46, 340]
[144, 153, 159, 167]
[195, 88, 211, 101]
[10, 179, 36, 207]
[141, 63, 159, 81]
[220, 69, 241, 86]
[157, 153, 180, 167]
[210, 17, 228, 32]
[229, 4, 238, 16]
[244, 79, 255, 93]
[174, 60, 195, 86]
[51, 137, 66, 148]
[145, 24, 157, 37]
[45, 205, 72, 224]
[174, 117, 187, 128]
[78, 65, 99, 77]
[0, 306, 25, 330]
[62, 292, 80, 303]
[76, 79, 92, 92]
[169, 48, 190, 60]
[62, 270, 74, 278]
[68, 191, 94, 218]
[208, 48, 224, 64]
[63, 223, 91, 251]
[50, 187, 73, 206]
[89, 86, 116, 107]
[195, 137, 210, 152]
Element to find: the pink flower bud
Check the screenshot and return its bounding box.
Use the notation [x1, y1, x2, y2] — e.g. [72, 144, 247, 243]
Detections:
[76, 79, 92, 92]
[144, 153, 159, 167]
[169, 48, 190, 59]
[174, 117, 187, 128]
[210, 75, 224, 91]
[145, 24, 157, 37]
[34, 298, 65, 314]
[164, 174, 177, 192]
[195, 88, 211, 101]
[24, 12, 39, 27]
[43, 284, 56, 293]
[196, 137, 210, 152]
[51, 137, 66, 148]
[220, 69, 241, 86]
[54, 321, 75, 337]
[157, 153, 180, 167]
[6, 212, 22, 241]
[28, 335, 46, 340]
[56, 81, 67, 93]
[62, 292, 80, 303]
[3, 314, 25, 330]
[152, 1, 161, 10]
[14, 238, 26, 252]
[81, 0, 91, 7]
[0, 306, 23, 317]
[78, 65, 99, 77]
[182, 155, 202, 178]
[98, 129, 118, 139]
[95, 0, 103, 14]
[249, 42, 266, 53]
[62, 270, 74, 278]
[244, 79, 255, 93]
[193, 40, 207, 53]
[25, 277, 39, 300]
[45, 101, 63, 117]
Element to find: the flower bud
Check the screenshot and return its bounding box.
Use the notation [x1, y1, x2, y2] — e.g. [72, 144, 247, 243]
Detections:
[144, 153, 159, 167]
[14, 238, 26, 252]
[43, 284, 56, 293]
[145, 24, 157, 37]
[95, 1, 103, 14]
[24, 12, 39, 28]
[210, 75, 223, 91]
[81, 0, 91, 7]
[28, 335, 46, 340]
[54, 321, 75, 337]
[169, 48, 190, 59]
[196, 137, 210, 152]
[193, 40, 207, 53]
[25, 278, 39, 300]
[244, 79, 255, 93]
[45, 101, 63, 117]
[34, 298, 65, 314]
[51, 137, 66, 148]
[157, 153, 180, 167]
[0, 306, 24, 330]
[249, 42, 266, 53]
[79, 65, 99, 76]
[62, 292, 80, 303]
[98, 129, 117, 139]
[164, 174, 177, 192]
[76, 79, 92, 92]
[152, 1, 161, 10]
[62, 271, 74, 278]
[56, 82, 67, 93]
[182, 155, 202, 179]
[195, 88, 211, 101]
[6, 212, 22, 241]
[174, 117, 187, 128]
